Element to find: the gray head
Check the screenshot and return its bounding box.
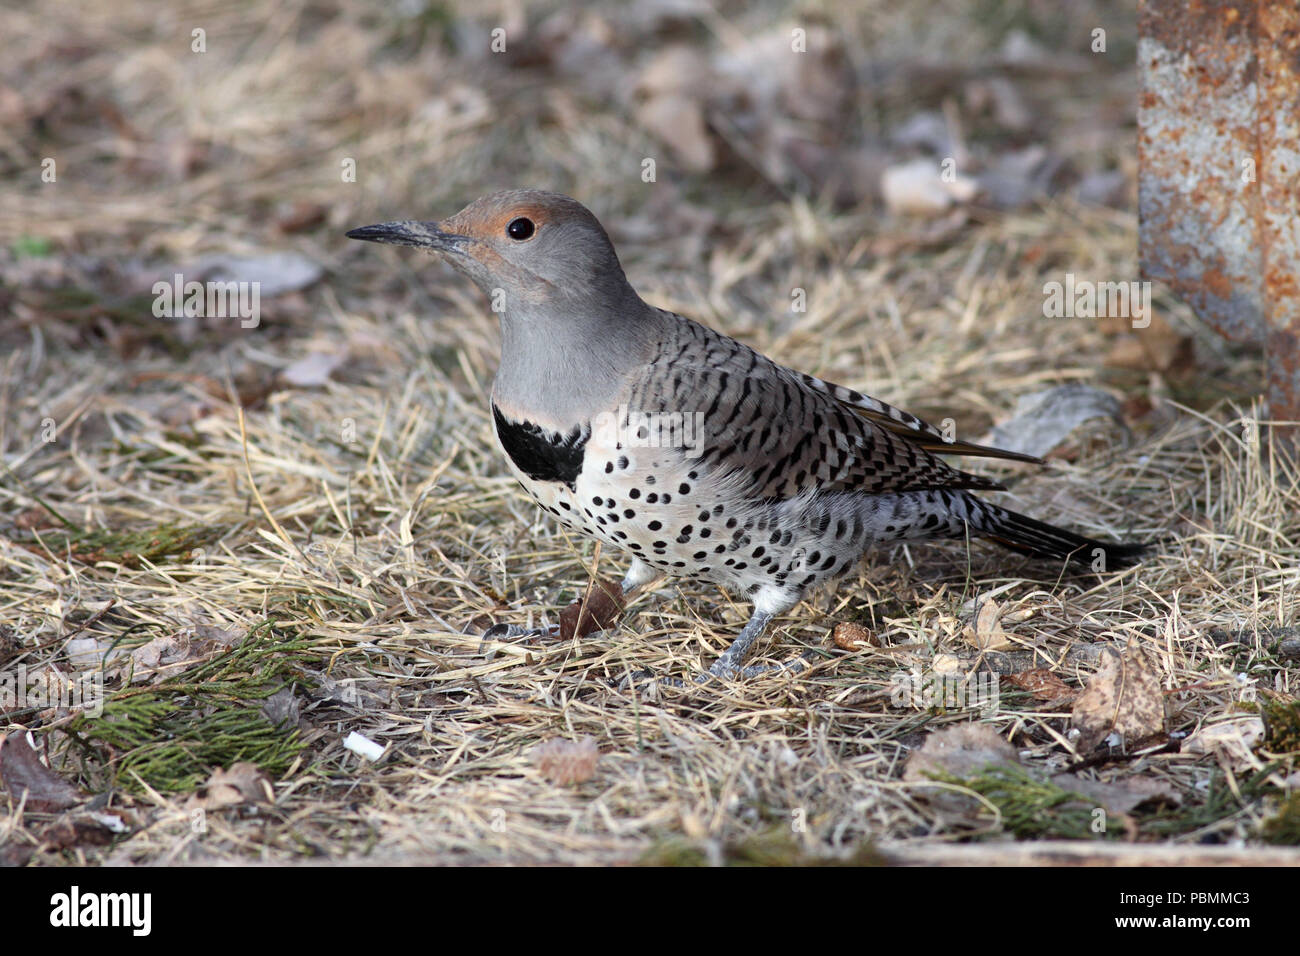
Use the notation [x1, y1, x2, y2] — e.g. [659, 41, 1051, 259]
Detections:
[346, 189, 638, 313]
[347, 190, 658, 424]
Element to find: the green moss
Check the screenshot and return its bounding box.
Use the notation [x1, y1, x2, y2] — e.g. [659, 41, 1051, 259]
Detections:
[21, 522, 218, 568]
[1260, 697, 1300, 754]
[1258, 794, 1300, 846]
[64, 622, 313, 793]
[1138, 766, 1274, 837]
[950, 764, 1106, 840]
[12, 236, 52, 258]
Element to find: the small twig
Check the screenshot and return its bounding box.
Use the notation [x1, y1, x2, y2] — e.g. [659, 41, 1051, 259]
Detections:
[60, 599, 119, 643]
[1064, 733, 1180, 773]
[574, 541, 603, 637]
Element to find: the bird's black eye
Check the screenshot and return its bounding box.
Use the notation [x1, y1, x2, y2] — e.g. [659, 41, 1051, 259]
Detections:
[506, 217, 535, 241]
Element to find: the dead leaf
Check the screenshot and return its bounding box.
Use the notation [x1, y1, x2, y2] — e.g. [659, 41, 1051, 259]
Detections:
[193, 622, 243, 648]
[903, 723, 1019, 817]
[1050, 773, 1181, 815]
[1004, 668, 1076, 705]
[965, 76, 1034, 132]
[975, 145, 1064, 209]
[279, 350, 348, 388]
[66, 635, 122, 669]
[890, 110, 954, 155]
[39, 816, 121, 850]
[1183, 716, 1266, 771]
[881, 158, 978, 217]
[0, 733, 84, 812]
[961, 598, 1016, 651]
[931, 653, 969, 675]
[636, 93, 714, 172]
[261, 687, 301, 727]
[709, 23, 856, 193]
[1103, 337, 1147, 370]
[1122, 394, 1155, 423]
[832, 621, 878, 650]
[634, 46, 715, 173]
[558, 577, 625, 640]
[1070, 639, 1166, 753]
[904, 723, 1019, 782]
[532, 736, 600, 786]
[186, 762, 273, 811]
[129, 634, 183, 669]
[1, 843, 34, 867]
[984, 384, 1125, 459]
[1075, 168, 1129, 207]
[125, 631, 211, 684]
[1104, 313, 1193, 373]
[14, 508, 58, 532]
[275, 201, 327, 234]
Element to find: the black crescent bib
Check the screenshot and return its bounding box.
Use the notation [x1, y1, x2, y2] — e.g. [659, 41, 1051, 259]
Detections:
[492, 404, 589, 491]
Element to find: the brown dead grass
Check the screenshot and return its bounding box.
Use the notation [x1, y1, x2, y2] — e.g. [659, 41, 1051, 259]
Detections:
[1, 0, 1297, 865]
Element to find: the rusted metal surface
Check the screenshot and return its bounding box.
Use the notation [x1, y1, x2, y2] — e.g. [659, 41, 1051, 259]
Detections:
[1138, 0, 1300, 429]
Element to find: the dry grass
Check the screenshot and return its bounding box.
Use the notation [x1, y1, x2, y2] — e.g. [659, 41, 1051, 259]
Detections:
[1, 0, 1297, 865]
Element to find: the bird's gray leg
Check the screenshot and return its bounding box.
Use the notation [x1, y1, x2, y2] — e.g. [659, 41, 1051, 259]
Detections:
[620, 590, 810, 690]
[699, 610, 814, 681]
[706, 585, 818, 680]
[708, 610, 773, 677]
[620, 557, 660, 597]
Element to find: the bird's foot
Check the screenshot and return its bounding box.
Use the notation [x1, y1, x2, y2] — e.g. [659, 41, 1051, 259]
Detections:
[617, 649, 815, 694]
[479, 622, 557, 650]
[705, 651, 815, 681]
[476, 575, 626, 649]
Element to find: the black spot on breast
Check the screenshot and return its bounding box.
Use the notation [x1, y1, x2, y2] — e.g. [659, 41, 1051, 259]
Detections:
[493, 404, 588, 490]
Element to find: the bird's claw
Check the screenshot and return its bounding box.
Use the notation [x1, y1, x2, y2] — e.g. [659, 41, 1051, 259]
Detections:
[478, 622, 557, 650]
[617, 651, 815, 694]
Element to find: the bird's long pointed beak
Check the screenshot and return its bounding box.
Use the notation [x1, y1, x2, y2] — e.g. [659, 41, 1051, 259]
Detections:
[345, 220, 469, 253]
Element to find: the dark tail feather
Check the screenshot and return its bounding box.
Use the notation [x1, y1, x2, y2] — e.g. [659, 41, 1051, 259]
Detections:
[976, 503, 1148, 570]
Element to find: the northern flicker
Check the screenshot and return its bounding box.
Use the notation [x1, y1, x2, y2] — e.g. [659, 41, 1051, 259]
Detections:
[347, 190, 1145, 679]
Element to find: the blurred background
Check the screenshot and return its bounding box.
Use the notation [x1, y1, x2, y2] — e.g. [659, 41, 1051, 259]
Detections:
[3, 0, 1206, 417]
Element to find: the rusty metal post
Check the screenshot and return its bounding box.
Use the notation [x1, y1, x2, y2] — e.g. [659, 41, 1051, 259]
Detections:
[1138, 0, 1300, 433]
